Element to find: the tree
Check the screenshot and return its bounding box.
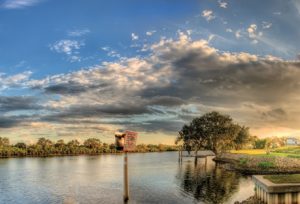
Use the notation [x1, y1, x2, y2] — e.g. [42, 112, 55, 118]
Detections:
[83, 138, 101, 149]
[109, 143, 116, 153]
[37, 138, 53, 148]
[0, 137, 10, 147]
[55, 139, 65, 147]
[15, 142, 27, 149]
[177, 111, 248, 155]
[253, 139, 267, 149]
[67, 140, 80, 147]
[233, 126, 250, 150]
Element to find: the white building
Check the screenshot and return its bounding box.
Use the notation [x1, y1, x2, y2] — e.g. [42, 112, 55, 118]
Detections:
[286, 137, 300, 146]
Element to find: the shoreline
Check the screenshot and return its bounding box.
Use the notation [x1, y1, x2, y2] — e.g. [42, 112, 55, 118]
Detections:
[214, 153, 300, 175]
[0, 150, 177, 159]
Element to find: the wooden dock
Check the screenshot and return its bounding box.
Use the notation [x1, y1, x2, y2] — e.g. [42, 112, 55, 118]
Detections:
[178, 150, 215, 163]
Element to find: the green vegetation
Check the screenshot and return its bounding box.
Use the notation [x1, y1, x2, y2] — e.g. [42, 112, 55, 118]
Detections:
[253, 139, 267, 149]
[232, 146, 300, 159]
[176, 111, 250, 155]
[257, 161, 274, 169]
[264, 174, 300, 184]
[272, 146, 300, 154]
[239, 158, 248, 166]
[0, 137, 178, 158]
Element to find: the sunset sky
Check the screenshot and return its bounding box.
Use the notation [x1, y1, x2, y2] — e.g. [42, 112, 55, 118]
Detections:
[1, 0, 300, 144]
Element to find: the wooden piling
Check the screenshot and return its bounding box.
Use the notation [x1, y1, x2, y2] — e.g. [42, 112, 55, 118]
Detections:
[124, 152, 129, 202]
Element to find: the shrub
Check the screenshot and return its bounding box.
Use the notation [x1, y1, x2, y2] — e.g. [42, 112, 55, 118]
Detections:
[287, 155, 300, 159]
[239, 158, 248, 166]
[258, 161, 274, 169]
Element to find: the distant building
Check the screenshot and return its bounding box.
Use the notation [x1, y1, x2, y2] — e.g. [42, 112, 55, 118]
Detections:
[286, 137, 300, 146]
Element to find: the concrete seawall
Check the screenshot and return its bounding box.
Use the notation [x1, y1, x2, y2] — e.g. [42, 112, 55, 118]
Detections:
[253, 175, 300, 204]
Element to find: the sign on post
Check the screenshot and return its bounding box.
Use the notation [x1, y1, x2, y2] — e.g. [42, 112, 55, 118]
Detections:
[124, 130, 137, 152]
[120, 130, 137, 202]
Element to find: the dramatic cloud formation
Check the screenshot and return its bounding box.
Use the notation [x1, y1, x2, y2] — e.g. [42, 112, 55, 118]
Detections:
[3, 32, 300, 143]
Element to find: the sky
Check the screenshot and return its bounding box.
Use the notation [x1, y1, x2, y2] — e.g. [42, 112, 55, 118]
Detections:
[1, 0, 300, 144]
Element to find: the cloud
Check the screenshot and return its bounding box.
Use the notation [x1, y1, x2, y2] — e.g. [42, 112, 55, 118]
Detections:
[0, 96, 41, 112]
[148, 96, 185, 107]
[207, 34, 215, 43]
[146, 30, 156, 36]
[262, 108, 287, 121]
[235, 30, 242, 38]
[50, 40, 83, 55]
[226, 28, 233, 33]
[44, 81, 108, 95]
[1, 0, 42, 9]
[131, 33, 139, 40]
[100, 46, 122, 58]
[50, 40, 84, 62]
[0, 117, 21, 128]
[4, 33, 300, 138]
[68, 29, 90, 37]
[202, 10, 215, 21]
[262, 21, 272, 29]
[0, 71, 32, 91]
[247, 24, 263, 43]
[218, 0, 227, 8]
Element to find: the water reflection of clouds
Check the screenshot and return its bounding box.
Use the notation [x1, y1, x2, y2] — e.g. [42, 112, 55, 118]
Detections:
[0, 153, 255, 204]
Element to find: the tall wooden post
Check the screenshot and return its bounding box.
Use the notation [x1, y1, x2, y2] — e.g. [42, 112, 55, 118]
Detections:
[124, 151, 129, 202]
[115, 130, 137, 202]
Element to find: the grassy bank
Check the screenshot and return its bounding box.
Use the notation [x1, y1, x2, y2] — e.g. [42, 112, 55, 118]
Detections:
[230, 146, 300, 158]
[215, 146, 300, 174]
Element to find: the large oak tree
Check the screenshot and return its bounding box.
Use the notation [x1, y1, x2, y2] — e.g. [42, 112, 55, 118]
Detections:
[176, 111, 250, 155]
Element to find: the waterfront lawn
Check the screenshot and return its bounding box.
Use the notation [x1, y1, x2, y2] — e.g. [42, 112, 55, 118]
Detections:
[264, 174, 300, 184]
[230, 149, 267, 155]
[231, 146, 300, 158]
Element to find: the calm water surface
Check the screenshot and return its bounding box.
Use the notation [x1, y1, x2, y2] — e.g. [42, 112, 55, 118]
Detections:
[0, 152, 254, 204]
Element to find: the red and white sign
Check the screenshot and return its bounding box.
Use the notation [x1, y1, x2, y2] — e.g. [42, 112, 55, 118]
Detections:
[124, 130, 138, 152]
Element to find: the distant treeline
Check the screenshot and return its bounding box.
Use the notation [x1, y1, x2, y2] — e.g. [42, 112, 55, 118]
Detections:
[0, 137, 178, 158]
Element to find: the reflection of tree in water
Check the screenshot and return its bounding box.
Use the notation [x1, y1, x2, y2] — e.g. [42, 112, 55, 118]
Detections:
[177, 158, 241, 204]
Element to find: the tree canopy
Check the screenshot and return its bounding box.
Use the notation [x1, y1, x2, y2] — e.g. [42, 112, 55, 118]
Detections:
[0, 137, 179, 158]
[176, 111, 250, 154]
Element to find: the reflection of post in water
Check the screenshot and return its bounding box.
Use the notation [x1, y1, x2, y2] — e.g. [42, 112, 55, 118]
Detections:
[194, 156, 209, 170]
[178, 146, 183, 163]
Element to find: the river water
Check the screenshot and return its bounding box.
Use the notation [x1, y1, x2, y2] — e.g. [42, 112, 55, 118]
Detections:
[0, 152, 254, 204]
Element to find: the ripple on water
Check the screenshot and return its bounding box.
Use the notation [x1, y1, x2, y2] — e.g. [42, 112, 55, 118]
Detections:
[0, 153, 254, 204]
